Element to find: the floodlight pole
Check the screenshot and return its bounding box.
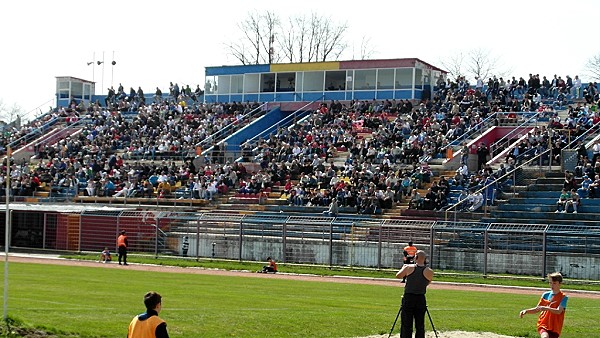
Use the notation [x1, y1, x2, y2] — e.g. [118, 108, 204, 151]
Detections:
[4, 148, 11, 321]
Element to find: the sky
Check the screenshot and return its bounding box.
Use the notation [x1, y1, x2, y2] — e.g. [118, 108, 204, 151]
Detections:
[1, 0, 599, 122]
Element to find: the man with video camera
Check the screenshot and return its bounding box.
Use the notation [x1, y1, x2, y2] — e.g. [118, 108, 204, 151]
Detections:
[395, 250, 434, 338]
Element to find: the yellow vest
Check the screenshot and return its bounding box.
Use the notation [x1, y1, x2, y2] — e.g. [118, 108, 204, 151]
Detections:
[128, 315, 165, 338]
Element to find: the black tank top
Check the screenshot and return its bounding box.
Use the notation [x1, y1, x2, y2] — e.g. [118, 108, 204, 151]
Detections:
[404, 265, 429, 295]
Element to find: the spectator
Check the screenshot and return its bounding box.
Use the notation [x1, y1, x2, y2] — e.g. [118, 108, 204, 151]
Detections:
[476, 142, 490, 171]
[590, 174, 600, 198]
[102, 179, 116, 197]
[259, 257, 278, 273]
[323, 198, 339, 216]
[408, 189, 423, 210]
[592, 140, 600, 165]
[114, 181, 133, 197]
[99, 247, 112, 263]
[563, 170, 576, 191]
[565, 189, 580, 214]
[457, 189, 471, 211]
[577, 175, 592, 198]
[555, 188, 570, 213]
[85, 179, 97, 197]
[481, 174, 498, 205]
[468, 189, 484, 212]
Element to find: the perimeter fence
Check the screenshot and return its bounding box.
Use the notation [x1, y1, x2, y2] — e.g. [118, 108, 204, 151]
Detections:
[2, 209, 599, 280]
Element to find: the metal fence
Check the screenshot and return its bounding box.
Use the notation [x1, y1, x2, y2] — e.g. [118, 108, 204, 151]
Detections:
[3, 208, 600, 280]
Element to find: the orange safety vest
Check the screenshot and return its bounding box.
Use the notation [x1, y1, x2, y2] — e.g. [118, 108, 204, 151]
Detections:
[128, 314, 165, 338]
[404, 245, 417, 259]
[537, 292, 566, 335]
[117, 234, 128, 248]
[270, 260, 278, 271]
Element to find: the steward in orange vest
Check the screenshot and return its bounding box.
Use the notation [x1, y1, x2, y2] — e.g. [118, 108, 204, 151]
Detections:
[117, 230, 129, 265]
[403, 242, 417, 264]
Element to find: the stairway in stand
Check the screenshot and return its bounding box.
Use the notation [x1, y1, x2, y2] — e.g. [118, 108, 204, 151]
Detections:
[481, 171, 600, 226]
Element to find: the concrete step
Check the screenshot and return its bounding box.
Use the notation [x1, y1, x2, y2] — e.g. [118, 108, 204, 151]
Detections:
[527, 184, 564, 191]
[490, 210, 600, 221]
[506, 197, 600, 205]
[497, 204, 599, 213]
[481, 217, 599, 227]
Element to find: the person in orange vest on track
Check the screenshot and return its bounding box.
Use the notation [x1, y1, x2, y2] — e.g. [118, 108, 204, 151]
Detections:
[403, 242, 418, 265]
[117, 230, 129, 266]
[401, 242, 418, 283]
[128, 291, 169, 338]
[520, 272, 568, 338]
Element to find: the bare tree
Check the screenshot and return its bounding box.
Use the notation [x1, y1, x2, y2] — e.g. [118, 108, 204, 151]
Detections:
[225, 12, 260, 65]
[260, 11, 280, 64]
[226, 11, 280, 65]
[438, 52, 465, 81]
[309, 13, 347, 62]
[279, 17, 298, 63]
[358, 36, 376, 60]
[227, 11, 350, 64]
[465, 48, 509, 81]
[439, 48, 510, 82]
[585, 53, 600, 81]
[0, 99, 23, 128]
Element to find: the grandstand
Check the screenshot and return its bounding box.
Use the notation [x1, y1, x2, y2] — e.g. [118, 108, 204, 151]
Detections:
[2, 58, 600, 278]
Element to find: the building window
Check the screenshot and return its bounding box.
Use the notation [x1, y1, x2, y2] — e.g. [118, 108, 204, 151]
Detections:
[205, 77, 217, 94]
[354, 69, 376, 90]
[277, 72, 295, 92]
[261, 73, 276, 92]
[325, 71, 345, 91]
[303, 71, 325, 92]
[71, 82, 83, 100]
[244, 74, 260, 93]
[396, 68, 413, 89]
[377, 69, 394, 89]
[415, 68, 423, 87]
[217, 75, 230, 94]
[231, 75, 243, 94]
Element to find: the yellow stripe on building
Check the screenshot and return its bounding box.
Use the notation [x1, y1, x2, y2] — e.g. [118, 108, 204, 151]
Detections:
[271, 61, 340, 72]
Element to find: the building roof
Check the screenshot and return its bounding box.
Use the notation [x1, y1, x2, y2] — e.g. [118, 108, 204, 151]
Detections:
[206, 57, 446, 76]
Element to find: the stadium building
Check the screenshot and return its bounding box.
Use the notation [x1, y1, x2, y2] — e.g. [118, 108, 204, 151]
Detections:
[203, 58, 445, 103]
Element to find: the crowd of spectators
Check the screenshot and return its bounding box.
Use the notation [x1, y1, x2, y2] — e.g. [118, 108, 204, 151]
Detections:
[0, 83, 264, 200]
[3, 73, 600, 215]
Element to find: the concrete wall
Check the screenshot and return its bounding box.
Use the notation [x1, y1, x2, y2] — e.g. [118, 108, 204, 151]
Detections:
[181, 235, 407, 269]
[435, 248, 600, 279]
[178, 236, 600, 280]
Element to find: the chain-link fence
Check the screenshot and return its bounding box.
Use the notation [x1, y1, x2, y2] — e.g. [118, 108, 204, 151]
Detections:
[3, 208, 600, 280]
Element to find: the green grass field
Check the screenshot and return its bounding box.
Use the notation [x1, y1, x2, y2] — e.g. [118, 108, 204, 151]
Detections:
[2, 262, 599, 337]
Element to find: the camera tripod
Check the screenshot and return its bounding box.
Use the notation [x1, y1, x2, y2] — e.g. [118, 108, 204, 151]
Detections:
[387, 297, 438, 338]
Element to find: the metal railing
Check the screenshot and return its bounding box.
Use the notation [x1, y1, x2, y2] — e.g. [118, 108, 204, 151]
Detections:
[489, 111, 542, 158]
[198, 103, 268, 156]
[444, 122, 600, 223]
[3, 208, 600, 280]
[237, 98, 322, 161]
[441, 111, 499, 155]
